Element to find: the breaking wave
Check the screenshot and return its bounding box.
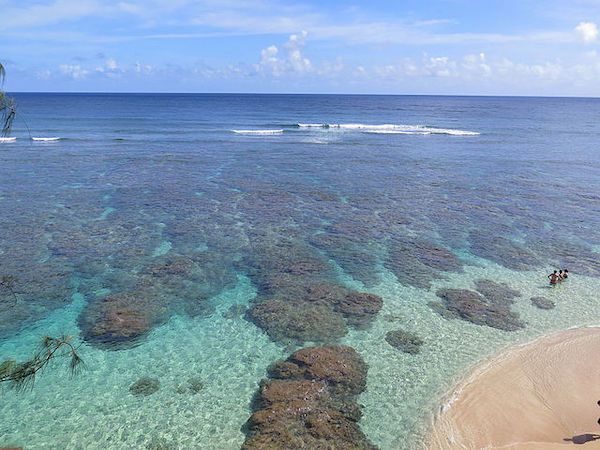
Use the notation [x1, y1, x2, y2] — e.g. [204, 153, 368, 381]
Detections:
[297, 123, 479, 135]
[232, 129, 283, 135]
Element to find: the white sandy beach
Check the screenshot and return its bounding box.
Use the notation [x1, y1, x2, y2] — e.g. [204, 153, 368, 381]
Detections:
[429, 327, 600, 449]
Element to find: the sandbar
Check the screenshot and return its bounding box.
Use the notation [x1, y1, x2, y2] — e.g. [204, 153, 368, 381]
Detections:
[429, 327, 600, 449]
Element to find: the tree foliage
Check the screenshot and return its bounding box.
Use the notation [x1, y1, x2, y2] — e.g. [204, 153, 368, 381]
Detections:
[0, 61, 16, 136]
[1, 274, 85, 391]
[0, 335, 84, 391]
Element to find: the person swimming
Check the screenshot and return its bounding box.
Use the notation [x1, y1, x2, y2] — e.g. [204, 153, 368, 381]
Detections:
[548, 270, 560, 286]
[563, 269, 569, 280]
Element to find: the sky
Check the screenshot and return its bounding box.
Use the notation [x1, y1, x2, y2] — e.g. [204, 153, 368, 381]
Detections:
[1, 0, 600, 95]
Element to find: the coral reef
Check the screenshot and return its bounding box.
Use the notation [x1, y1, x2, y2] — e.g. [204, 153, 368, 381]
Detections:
[176, 377, 204, 394]
[243, 234, 382, 344]
[474, 279, 521, 305]
[246, 300, 348, 344]
[130, 377, 160, 396]
[385, 239, 463, 289]
[243, 345, 377, 449]
[433, 288, 525, 331]
[79, 292, 168, 349]
[531, 296, 555, 310]
[385, 329, 424, 354]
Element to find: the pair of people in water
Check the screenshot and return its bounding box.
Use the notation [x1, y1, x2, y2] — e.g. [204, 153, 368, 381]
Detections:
[548, 269, 568, 285]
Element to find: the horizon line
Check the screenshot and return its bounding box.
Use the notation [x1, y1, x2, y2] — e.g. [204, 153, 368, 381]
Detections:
[6, 91, 600, 100]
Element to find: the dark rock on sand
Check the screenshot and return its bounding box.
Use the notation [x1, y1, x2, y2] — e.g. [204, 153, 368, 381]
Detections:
[385, 240, 463, 289]
[187, 377, 204, 394]
[176, 377, 204, 394]
[242, 236, 382, 344]
[146, 437, 174, 450]
[79, 292, 169, 349]
[246, 300, 348, 344]
[531, 296, 555, 310]
[469, 234, 540, 271]
[385, 329, 424, 354]
[268, 345, 369, 396]
[243, 345, 377, 450]
[474, 279, 520, 305]
[434, 288, 525, 331]
[130, 377, 160, 396]
[334, 292, 383, 329]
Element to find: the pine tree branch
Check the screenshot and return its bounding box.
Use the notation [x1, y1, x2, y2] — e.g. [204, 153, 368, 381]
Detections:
[0, 336, 85, 391]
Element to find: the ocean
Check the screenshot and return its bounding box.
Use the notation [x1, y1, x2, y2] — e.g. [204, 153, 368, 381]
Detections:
[0, 93, 599, 449]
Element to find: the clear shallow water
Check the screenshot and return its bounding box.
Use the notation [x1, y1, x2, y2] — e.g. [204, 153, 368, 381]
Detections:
[1, 94, 600, 449]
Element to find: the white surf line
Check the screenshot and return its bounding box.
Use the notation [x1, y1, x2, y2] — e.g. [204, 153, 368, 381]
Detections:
[232, 129, 283, 135]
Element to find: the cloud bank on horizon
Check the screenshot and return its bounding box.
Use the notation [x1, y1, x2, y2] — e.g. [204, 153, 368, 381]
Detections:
[2, 0, 600, 95]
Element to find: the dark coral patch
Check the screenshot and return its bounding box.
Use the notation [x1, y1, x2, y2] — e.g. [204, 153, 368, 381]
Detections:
[385, 240, 463, 289]
[246, 300, 348, 344]
[531, 296, 555, 310]
[385, 329, 424, 354]
[243, 345, 376, 450]
[474, 279, 520, 305]
[130, 377, 160, 396]
[243, 236, 382, 344]
[433, 288, 525, 331]
[79, 292, 169, 349]
[334, 292, 383, 329]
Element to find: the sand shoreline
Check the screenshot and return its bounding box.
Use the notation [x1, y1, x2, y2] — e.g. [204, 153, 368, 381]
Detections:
[428, 327, 600, 449]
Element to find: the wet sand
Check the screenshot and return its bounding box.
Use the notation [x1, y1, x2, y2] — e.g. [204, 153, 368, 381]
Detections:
[429, 327, 600, 449]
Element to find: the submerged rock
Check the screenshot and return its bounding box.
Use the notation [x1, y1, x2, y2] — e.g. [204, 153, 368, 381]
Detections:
[434, 288, 525, 331]
[268, 345, 369, 396]
[243, 345, 377, 450]
[385, 329, 424, 354]
[531, 296, 555, 310]
[334, 292, 383, 329]
[147, 437, 174, 450]
[176, 377, 204, 394]
[187, 377, 204, 394]
[130, 377, 160, 396]
[385, 240, 463, 289]
[469, 234, 540, 271]
[242, 236, 383, 344]
[246, 300, 348, 344]
[474, 279, 521, 305]
[79, 292, 168, 349]
[309, 231, 382, 287]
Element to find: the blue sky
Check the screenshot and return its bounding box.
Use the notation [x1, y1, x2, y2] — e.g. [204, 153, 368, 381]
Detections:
[1, 0, 600, 95]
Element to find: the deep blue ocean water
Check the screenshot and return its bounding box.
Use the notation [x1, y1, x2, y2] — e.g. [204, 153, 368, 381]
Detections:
[1, 93, 600, 449]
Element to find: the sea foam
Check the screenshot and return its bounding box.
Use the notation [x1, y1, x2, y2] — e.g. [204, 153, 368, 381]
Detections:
[232, 129, 283, 135]
[297, 123, 479, 135]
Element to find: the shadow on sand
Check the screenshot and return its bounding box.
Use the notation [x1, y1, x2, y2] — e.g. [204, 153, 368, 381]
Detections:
[563, 434, 600, 445]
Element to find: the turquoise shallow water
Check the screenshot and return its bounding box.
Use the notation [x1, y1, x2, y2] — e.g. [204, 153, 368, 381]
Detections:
[1, 94, 600, 449]
[2, 265, 599, 449]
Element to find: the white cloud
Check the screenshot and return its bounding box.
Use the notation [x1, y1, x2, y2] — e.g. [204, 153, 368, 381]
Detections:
[106, 58, 118, 70]
[135, 62, 153, 74]
[59, 64, 89, 79]
[94, 58, 122, 77]
[575, 22, 598, 43]
[461, 53, 492, 77]
[255, 31, 312, 77]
